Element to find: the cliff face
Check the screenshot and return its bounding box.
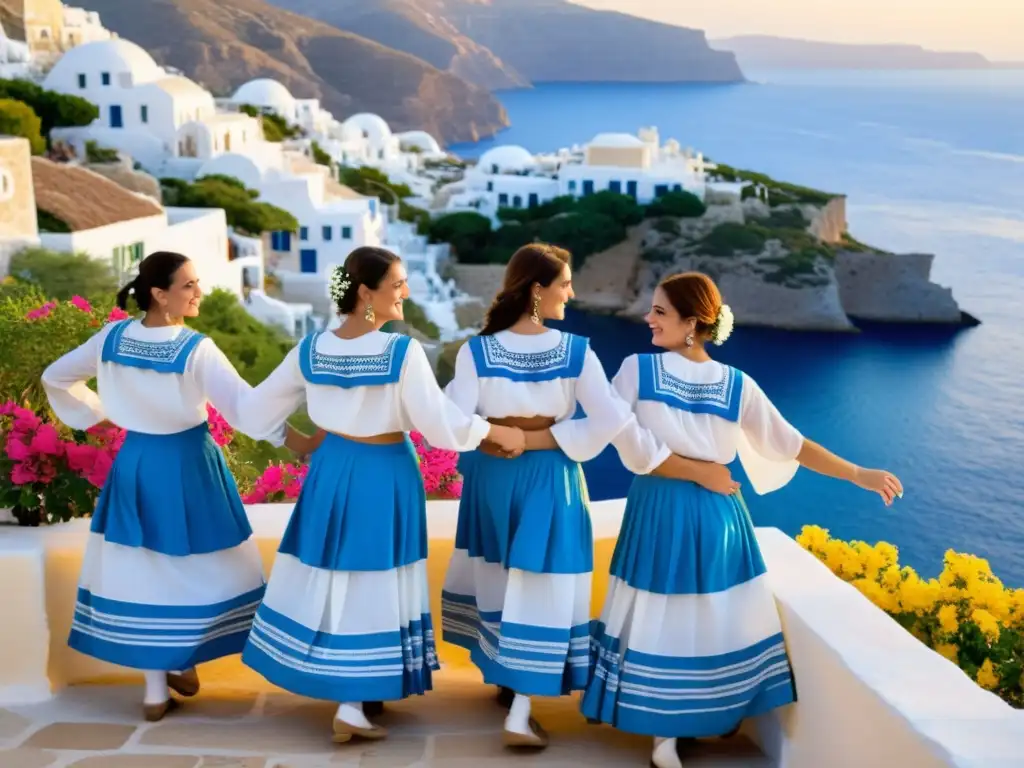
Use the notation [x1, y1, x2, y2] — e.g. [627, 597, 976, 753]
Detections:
[74, 0, 510, 144]
[268, 0, 744, 86]
[835, 251, 964, 324]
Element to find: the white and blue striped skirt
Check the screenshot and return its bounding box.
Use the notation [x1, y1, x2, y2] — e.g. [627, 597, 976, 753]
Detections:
[69, 423, 266, 671]
[581, 476, 796, 738]
[441, 449, 593, 697]
[241, 433, 437, 702]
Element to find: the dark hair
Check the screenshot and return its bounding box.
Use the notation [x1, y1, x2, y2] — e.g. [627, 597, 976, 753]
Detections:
[658, 271, 722, 338]
[479, 243, 571, 335]
[115, 251, 190, 312]
[335, 246, 402, 315]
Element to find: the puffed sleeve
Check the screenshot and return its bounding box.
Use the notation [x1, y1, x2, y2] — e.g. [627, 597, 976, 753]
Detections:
[736, 373, 804, 495]
[233, 346, 307, 443]
[41, 325, 109, 430]
[608, 355, 672, 475]
[548, 347, 634, 463]
[194, 339, 286, 446]
[443, 342, 479, 417]
[401, 339, 490, 451]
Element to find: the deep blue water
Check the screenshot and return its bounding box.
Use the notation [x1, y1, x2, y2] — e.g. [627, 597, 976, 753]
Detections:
[450, 71, 1024, 584]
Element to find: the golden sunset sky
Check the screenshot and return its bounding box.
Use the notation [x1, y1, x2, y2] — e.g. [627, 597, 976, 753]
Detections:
[571, 0, 1023, 61]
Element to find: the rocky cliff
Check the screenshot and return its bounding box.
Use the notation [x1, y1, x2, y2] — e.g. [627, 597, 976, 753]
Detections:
[268, 0, 744, 86]
[75, 0, 510, 144]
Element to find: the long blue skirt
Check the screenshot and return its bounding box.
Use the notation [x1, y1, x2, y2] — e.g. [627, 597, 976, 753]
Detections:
[580, 476, 796, 738]
[242, 433, 438, 702]
[69, 423, 266, 671]
[441, 449, 594, 696]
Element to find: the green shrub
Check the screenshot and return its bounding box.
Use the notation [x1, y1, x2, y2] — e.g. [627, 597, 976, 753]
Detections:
[8, 249, 119, 300]
[653, 217, 680, 235]
[701, 223, 767, 257]
[310, 140, 331, 167]
[162, 177, 297, 235]
[84, 139, 118, 163]
[0, 79, 97, 136]
[0, 98, 44, 154]
[238, 104, 300, 142]
[646, 190, 706, 218]
[427, 212, 494, 263]
[338, 166, 413, 202]
[537, 211, 625, 267]
[577, 190, 645, 227]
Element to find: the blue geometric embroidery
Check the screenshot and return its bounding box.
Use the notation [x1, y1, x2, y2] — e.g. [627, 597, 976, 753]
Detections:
[636, 353, 743, 422]
[469, 333, 588, 383]
[100, 319, 205, 375]
[298, 331, 411, 388]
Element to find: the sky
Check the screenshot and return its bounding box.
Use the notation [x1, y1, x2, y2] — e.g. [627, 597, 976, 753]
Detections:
[570, 0, 1024, 61]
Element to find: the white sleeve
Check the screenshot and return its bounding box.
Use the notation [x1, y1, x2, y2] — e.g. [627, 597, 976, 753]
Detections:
[194, 339, 286, 447]
[234, 346, 307, 443]
[549, 347, 635, 463]
[608, 355, 672, 475]
[443, 342, 479, 417]
[737, 374, 804, 495]
[41, 326, 109, 430]
[401, 339, 490, 451]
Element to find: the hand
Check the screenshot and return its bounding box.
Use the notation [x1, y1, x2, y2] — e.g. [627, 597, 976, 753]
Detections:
[854, 467, 904, 506]
[695, 463, 741, 496]
[488, 425, 526, 458]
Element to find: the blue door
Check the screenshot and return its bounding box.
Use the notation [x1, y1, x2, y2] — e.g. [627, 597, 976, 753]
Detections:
[626, 180, 638, 199]
[528, 193, 539, 207]
[582, 180, 594, 196]
[609, 180, 622, 194]
[109, 105, 123, 128]
[300, 249, 317, 274]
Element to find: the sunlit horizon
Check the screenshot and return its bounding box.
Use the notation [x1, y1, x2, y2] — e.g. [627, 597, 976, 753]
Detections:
[570, 0, 1024, 62]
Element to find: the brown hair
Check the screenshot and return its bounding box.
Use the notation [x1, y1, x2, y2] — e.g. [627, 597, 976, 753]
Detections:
[335, 246, 401, 315]
[658, 271, 722, 338]
[479, 243, 571, 335]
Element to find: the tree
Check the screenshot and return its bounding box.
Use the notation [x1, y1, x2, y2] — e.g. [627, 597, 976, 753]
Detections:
[427, 212, 493, 261]
[537, 212, 625, 266]
[645, 190, 707, 218]
[0, 79, 97, 136]
[7, 248, 119, 300]
[577, 190, 644, 226]
[0, 99, 44, 154]
[159, 177, 297, 236]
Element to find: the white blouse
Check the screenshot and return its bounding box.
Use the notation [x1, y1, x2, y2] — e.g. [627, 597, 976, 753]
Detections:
[236, 330, 490, 452]
[41, 320, 283, 444]
[444, 329, 637, 463]
[611, 353, 805, 494]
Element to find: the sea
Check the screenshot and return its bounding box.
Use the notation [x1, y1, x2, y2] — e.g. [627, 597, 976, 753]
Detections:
[449, 70, 1024, 584]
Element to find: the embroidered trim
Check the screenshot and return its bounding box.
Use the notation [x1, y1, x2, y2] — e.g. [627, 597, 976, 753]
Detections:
[637, 354, 743, 422]
[469, 333, 587, 382]
[299, 332, 410, 388]
[100, 320, 204, 374]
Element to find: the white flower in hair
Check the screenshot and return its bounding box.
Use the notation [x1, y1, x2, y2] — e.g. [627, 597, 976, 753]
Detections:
[711, 304, 734, 346]
[329, 265, 351, 305]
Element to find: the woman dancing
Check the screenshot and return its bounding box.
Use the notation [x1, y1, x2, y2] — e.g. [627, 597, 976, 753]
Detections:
[581, 271, 903, 768]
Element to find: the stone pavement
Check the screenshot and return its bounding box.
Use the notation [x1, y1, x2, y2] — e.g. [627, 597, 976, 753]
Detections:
[0, 666, 770, 767]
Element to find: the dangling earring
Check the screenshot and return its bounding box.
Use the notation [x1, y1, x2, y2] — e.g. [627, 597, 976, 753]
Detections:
[530, 294, 541, 325]
[364, 304, 375, 323]
[685, 333, 694, 347]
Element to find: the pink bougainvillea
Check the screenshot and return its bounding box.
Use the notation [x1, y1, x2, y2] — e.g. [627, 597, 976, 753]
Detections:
[410, 431, 462, 499]
[242, 461, 309, 504]
[69, 296, 93, 314]
[106, 307, 130, 323]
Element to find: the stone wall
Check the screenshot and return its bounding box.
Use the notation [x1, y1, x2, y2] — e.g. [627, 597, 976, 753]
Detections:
[0, 136, 41, 276]
[448, 264, 505, 306]
[835, 250, 964, 323]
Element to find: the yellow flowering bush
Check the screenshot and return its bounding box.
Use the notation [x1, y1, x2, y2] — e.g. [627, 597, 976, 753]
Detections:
[796, 525, 1024, 707]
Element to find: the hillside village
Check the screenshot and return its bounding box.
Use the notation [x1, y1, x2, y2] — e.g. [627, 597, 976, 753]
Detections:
[0, 0, 966, 362]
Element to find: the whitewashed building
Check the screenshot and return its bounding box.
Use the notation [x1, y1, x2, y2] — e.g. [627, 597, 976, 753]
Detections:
[0, 21, 32, 79]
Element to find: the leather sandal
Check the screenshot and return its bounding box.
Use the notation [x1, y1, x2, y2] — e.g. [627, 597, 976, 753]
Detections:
[143, 697, 180, 722]
[332, 717, 388, 743]
[502, 717, 548, 749]
[167, 669, 200, 698]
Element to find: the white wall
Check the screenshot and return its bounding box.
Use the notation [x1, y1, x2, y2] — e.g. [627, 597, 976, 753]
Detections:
[559, 163, 706, 203]
[39, 213, 165, 283]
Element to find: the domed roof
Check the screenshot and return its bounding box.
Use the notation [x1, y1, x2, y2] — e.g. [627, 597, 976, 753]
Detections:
[477, 145, 535, 174]
[589, 133, 645, 149]
[341, 113, 393, 142]
[231, 79, 296, 112]
[44, 39, 164, 88]
[397, 130, 442, 154]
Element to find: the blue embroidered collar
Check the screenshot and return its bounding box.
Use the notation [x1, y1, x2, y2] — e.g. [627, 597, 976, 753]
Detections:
[298, 331, 411, 388]
[636, 353, 743, 422]
[468, 332, 588, 383]
[100, 320, 205, 374]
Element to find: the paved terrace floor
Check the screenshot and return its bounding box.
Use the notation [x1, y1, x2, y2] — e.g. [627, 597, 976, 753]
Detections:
[0, 661, 770, 768]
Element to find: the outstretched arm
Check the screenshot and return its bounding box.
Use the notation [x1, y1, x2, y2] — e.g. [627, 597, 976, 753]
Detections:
[797, 439, 903, 506]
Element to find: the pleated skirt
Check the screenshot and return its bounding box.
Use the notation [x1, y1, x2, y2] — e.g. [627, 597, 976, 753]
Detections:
[242, 433, 438, 702]
[441, 449, 593, 696]
[580, 476, 796, 738]
[69, 423, 266, 670]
